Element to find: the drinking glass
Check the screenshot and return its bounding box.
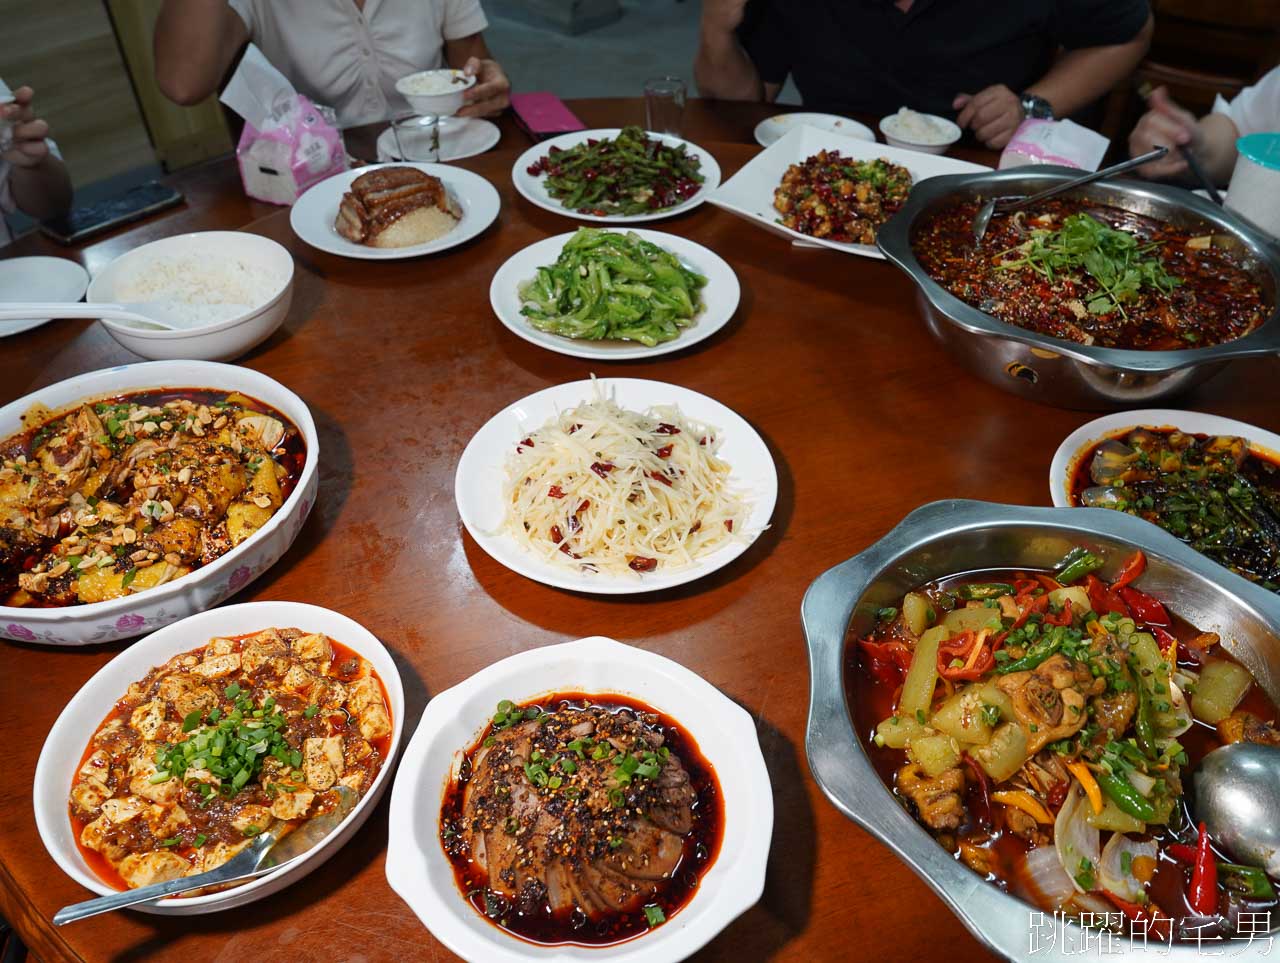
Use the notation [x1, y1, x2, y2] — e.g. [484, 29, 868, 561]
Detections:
[644, 76, 686, 137]
[389, 113, 441, 163]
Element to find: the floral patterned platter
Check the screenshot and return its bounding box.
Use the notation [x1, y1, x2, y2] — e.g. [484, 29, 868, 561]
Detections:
[0, 361, 318, 646]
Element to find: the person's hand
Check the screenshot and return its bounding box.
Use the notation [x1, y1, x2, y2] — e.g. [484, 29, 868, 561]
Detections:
[953, 84, 1025, 149]
[1128, 86, 1196, 179]
[1, 86, 54, 168]
[457, 57, 510, 118]
[701, 0, 749, 35]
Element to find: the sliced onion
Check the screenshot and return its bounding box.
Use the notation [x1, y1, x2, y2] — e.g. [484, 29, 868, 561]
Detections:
[1161, 681, 1194, 738]
[1127, 769, 1158, 797]
[1067, 891, 1118, 919]
[1022, 843, 1076, 910]
[1099, 833, 1158, 903]
[1055, 783, 1101, 893]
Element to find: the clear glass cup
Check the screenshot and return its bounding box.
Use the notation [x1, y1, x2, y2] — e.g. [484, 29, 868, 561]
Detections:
[389, 114, 441, 163]
[644, 76, 686, 137]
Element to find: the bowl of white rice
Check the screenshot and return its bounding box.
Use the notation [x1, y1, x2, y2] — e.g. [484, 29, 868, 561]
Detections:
[87, 231, 294, 361]
[395, 68, 474, 117]
[879, 107, 961, 155]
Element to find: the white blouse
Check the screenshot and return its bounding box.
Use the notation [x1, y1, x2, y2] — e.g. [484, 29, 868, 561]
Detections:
[1213, 66, 1280, 138]
[228, 0, 489, 127]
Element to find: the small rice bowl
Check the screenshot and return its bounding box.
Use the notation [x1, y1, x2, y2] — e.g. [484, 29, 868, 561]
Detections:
[113, 255, 287, 326]
[882, 108, 955, 146]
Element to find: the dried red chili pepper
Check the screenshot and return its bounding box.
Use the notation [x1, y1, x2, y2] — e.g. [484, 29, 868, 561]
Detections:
[547, 485, 565, 499]
[590, 461, 614, 478]
[628, 556, 657, 572]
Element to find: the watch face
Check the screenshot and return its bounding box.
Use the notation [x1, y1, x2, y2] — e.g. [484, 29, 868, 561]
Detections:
[1021, 95, 1053, 119]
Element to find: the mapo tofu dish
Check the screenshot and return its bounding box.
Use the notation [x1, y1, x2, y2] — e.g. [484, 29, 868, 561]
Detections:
[440, 694, 723, 946]
[0, 389, 304, 608]
[774, 152, 911, 244]
[913, 197, 1268, 350]
[852, 548, 1280, 942]
[70, 627, 392, 891]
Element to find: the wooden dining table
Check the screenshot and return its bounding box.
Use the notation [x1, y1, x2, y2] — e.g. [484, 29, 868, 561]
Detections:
[1, 97, 1277, 963]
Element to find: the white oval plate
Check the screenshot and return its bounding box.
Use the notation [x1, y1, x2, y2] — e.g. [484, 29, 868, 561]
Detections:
[33, 601, 405, 913]
[1049, 409, 1280, 507]
[511, 129, 721, 224]
[0, 256, 89, 337]
[385, 635, 773, 963]
[754, 112, 874, 148]
[489, 229, 740, 360]
[0, 360, 318, 646]
[290, 162, 500, 260]
[376, 117, 501, 163]
[455, 378, 777, 594]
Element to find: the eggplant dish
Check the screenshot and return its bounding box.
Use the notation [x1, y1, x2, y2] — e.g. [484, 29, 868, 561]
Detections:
[913, 198, 1268, 350]
[440, 694, 722, 945]
[852, 548, 1279, 942]
[70, 627, 392, 890]
[0, 389, 304, 608]
[774, 152, 911, 244]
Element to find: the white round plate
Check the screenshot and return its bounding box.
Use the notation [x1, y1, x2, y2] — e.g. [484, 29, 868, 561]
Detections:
[376, 116, 501, 163]
[34, 601, 405, 913]
[1049, 408, 1280, 507]
[385, 635, 773, 963]
[511, 129, 721, 224]
[455, 378, 777, 594]
[753, 112, 874, 148]
[0, 256, 89, 337]
[489, 229, 740, 360]
[289, 162, 500, 260]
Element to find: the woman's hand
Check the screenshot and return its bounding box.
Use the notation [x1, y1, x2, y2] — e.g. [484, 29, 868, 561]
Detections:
[2, 86, 54, 168]
[458, 57, 511, 118]
[1128, 87, 1197, 179]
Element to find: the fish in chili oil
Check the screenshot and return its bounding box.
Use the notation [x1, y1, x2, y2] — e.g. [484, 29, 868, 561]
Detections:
[850, 550, 1280, 943]
[439, 693, 723, 946]
[70, 627, 392, 891]
[1072, 427, 1280, 593]
[0, 388, 305, 608]
[912, 197, 1268, 350]
[774, 152, 912, 244]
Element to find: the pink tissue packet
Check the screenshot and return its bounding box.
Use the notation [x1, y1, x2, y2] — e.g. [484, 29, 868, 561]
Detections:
[999, 118, 1109, 172]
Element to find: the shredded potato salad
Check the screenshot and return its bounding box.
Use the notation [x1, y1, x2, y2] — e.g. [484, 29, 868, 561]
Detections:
[503, 391, 749, 575]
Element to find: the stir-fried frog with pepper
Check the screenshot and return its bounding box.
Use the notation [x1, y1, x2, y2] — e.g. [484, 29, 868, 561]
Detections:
[773, 152, 911, 244]
[856, 549, 1280, 942]
[0, 390, 303, 607]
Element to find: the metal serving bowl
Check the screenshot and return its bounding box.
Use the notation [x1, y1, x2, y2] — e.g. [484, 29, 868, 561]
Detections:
[802, 499, 1280, 961]
[876, 169, 1280, 409]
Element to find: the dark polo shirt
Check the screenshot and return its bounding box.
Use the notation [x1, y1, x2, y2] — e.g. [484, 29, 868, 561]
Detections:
[738, 0, 1150, 118]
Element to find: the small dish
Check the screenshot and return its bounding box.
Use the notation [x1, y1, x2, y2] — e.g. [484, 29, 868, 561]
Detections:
[754, 112, 874, 148]
[34, 600, 405, 913]
[488, 229, 740, 360]
[879, 110, 962, 155]
[0, 256, 89, 338]
[395, 68, 475, 117]
[385, 635, 773, 962]
[377, 116, 501, 163]
[707, 124, 988, 260]
[511, 129, 722, 224]
[454, 378, 777, 595]
[86, 232, 293, 361]
[290, 162, 500, 260]
[1049, 409, 1280, 507]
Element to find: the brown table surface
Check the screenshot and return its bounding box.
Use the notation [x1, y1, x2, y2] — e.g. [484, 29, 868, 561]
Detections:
[2, 97, 1278, 963]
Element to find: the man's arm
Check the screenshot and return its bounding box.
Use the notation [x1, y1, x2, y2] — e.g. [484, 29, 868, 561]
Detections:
[443, 33, 510, 118]
[3, 87, 71, 221]
[154, 0, 249, 106]
[1025, 14, 1153, 119]
[694, 0, 777, 102]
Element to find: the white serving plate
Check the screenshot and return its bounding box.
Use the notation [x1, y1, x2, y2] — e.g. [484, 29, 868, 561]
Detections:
[707, 123, 989, 259]
[754, 112, 874, 148]
[377, 116, 501, 163]
[385, 635, 773, 963]
[511, 129, 722, 224]
[1049, 409, 1280, 507]
[290, 162, 500, 260]
[0, 360, 318, 645]
[34, 601, 405, 913]
[489, 229, 740, 360]
[455, 378, 777, 594]
[0, 256, 89, 337]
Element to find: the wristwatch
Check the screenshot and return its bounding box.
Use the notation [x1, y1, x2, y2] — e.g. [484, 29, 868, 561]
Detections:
[1020, 92, 1055, 120]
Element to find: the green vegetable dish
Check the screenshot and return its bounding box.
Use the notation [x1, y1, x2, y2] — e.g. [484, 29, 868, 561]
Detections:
[518, 228, 708, 347]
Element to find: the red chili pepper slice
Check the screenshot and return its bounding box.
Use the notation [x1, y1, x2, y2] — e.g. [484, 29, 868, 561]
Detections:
[655, 423, 681, 435]
[549, 525, 563, 544]
[1102, 891, 1172, 942]
[1189, 821, 1219, 916]
[1012, 593, 1050, 629]
[646, 470, 673, 487]
[1165, 842, 1197, 864]
[724, 519, 733, 532]
[1118, 586, 1170, 627]
[547, 485, 565, 499]
[655, 444, 674, 458]
[961, 753, 993, 830]
[577, 499, 590, 513]
[1111, 550, 1147, 589]
[1085, 573, 1130, 619]
[590, 461, 614, 478]
[628, 556, 657, 572]
[1043, 599, 1073, 627]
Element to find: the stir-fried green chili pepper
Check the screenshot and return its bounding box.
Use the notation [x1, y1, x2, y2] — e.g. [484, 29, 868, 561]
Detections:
[518, 228, 707, 346]
[1056, 547, 1105, 585]
[1217, 862, 1276, 899]
[1095, 770, 1158, 821]
[995, 625, 1083, 674]
[1130, 656, 1159, 759]
[956, 582, 1014, 601]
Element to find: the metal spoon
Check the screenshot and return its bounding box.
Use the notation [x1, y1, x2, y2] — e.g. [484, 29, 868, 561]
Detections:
[53, 785, 358, 924]
[971, 146, 1169, 243]
[0, 302, 246, 331]
[1193, 742, 1280, 877]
